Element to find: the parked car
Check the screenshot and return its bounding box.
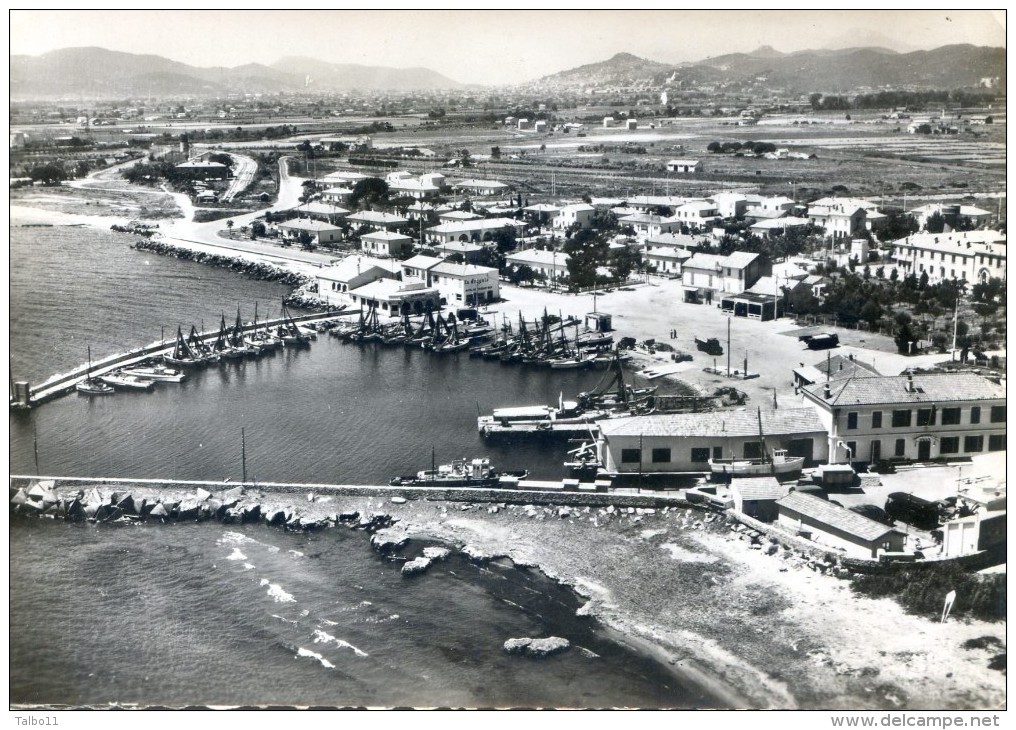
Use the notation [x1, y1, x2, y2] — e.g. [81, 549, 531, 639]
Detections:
[884, 492, 939, 530]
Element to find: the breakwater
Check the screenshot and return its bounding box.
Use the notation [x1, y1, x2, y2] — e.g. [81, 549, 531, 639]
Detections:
[133, 239, 311, 287]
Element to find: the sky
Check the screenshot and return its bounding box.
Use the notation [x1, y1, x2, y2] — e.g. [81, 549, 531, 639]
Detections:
[9, 9, 1007, 86]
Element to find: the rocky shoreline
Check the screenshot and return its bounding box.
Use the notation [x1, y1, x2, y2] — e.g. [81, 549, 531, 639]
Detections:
[131, 239, 310, 288]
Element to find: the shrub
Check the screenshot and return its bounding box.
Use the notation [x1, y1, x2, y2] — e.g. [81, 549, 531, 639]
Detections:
[851, 563, 1006, 622]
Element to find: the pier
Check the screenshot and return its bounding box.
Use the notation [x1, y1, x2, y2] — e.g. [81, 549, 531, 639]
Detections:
[12, 309, 356, 408]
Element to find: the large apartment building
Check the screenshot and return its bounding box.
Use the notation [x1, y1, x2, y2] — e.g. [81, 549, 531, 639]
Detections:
[800, 372, 1006, 465]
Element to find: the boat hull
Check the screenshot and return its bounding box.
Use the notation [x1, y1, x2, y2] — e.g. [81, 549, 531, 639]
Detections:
[708, 456, 805, 478]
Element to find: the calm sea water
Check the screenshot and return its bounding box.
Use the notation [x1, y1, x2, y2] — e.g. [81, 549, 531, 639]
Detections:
[9, 222, 713, 707]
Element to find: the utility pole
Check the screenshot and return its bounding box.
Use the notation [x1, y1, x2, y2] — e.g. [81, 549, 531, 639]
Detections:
[726, 317, 731, 376]
[241, 428, 247, 485]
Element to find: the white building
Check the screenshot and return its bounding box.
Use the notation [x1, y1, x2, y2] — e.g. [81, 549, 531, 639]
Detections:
[672, 201, 721, 226]
[710, 192, 749, 219]
[552, 203, 595, 231]
[666, 159, 702, 173]
[316, 255, 400, 303]
[346, 210, 410, 232]
[908, 203, 994, 230]
[506, 248, 571, 283]
[360, 230, 413, 258]
[276, 218, 344, 245]
[807, 203, 867, 241]
[347, 278, 440, 317]
[424, 217, 523, 244]
[890, 230, 1006, 284]
[452, 179, 509, 196]
[430, 261, 500, 304]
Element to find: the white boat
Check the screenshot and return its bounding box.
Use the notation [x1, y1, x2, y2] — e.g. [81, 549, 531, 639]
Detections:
[76, 346, 115, 396]
[99, 373, 155, 391]
[119, 365, 186, 383]
[390, 456, 528, 487]
[708, 407, 805, 480]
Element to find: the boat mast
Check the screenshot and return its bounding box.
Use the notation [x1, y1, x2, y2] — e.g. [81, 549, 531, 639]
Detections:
[241, 428, 247, 484]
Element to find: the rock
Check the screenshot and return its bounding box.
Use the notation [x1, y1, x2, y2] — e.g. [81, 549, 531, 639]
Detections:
[462, 545, 490, 562]
[338, 510, 360, 523]
[765, 543, 779, 556]
[422, 547, 450, 561]
[241, 503, 262, 523]
[558, 508, 570, 518]
[148, 503, 168, 520]
[371, 533, 409, 555]
[116, 494, 137, 516]
[627, 507, 635, 515]
[266, 509, 288, 526]
[10, 488, 29, 506]
[401, 557, 432, 576]
[503, 637, 571, 658]
[390, 497, 407, 504]
[28, 483, 54, 502]
[644, 508, 656, 515]
[177, 501, 200, 521]
[85, 488, 103, 507]
[459, 504, 471, 511]
[307, 492, 315, 502]
[65, 498, 85, 522]
[222, 486, 244, 502]
[83, 502, 100, 519]
[195, 488, 212, 502]
[606, 505, 615, 514]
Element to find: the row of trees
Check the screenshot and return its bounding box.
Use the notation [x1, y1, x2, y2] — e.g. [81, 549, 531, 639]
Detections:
[706, 140, 778, 155]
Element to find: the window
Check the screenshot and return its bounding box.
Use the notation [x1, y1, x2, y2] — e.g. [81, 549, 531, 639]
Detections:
[651, 448, 671, 464]
[941, 408, 961, 425]
[940, 437, 959, 455]
[871, 411, 883, 429]
[712, 446, 723, 459]
[620, 448, 641, 464]
[970, 406, 981, 424]
[845, 441, 857, 459]
[892, 410, 912, 428]
[990, 406, 1006, 423]
[894, 439, 906, 457]
[690, 447, 710, 463]
[870, 440, 881, 461]
[988, 434, 1006, 452]
[964, 435, 983, 453]
[847, 412, 858, 430]
[916, 408, 935, 427]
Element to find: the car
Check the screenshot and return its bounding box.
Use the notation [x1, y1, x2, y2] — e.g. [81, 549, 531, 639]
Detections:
[884, 492, 939, 530]
[849, 504, 895, 526]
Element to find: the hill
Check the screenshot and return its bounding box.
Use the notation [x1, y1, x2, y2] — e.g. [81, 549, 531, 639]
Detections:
[9, 47, 462, 98]
[533, 44, 1006, 93]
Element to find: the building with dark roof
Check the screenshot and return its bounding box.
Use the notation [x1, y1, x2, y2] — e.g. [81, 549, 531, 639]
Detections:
[801, 373, 1006, 466]
[776, 491, 906, 559]
[730, 477, 791, 521]
[597, 407, 828, 475]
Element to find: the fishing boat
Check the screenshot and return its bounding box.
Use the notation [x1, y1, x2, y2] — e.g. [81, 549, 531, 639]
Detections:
[708, 408, 805, 480]
[76, 347, 115, 396]
[246, 303, 283, 351]
[213, 314, 246, 360]
[389, 456, 528, 487]
[119, 365, 186, 383]
[99, 372, 156, 392]
[278, 305, 312, 346]
[164, 326, 205, 368]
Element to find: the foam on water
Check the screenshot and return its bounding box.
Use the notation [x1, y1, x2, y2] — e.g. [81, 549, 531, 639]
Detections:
[226, 548, 247, 561]
[314, 629, 369, 657]
[260, 578, 296, 603]
[296, 648, 335, 669]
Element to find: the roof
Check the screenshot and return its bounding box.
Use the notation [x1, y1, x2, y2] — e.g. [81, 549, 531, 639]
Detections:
[750, 216, 812, 230]
[816, 354, 881, 379]
[560, 203, 595, 213]
[361, 230, 412, 242]
[292, 202, 350, 216]
[683, 253, 724, 271]
[427, 218, 520, 234]
[808, 204, 865, 218]
[506, 248, 571, 267]
[723, 251, 761, 269]
[349, 277, 435, 300]
[452, 179, 508, 190]
[402, 254, 445, 271]
[891, 231, 1006, 258]
[776, 491, 897, 542]
[802, 373, 1005, 407]
[909, 203, 993, 218]
[439, 210, 483, 220]
[432, 240, 483, 253]
[524, 203, 562, 213]
[321, 187, 353, 196]
[647, 232, 704, 249]
[731, 477, 790, 502]
[598, 407, 825, 439]
[676, 201, 719, 212]
[810, 196, 879, 211]
[347, 211, 409, 225]
[432, 261, 498, 277]
[278, 218, 342, 232]
[318, 255, 396, 282]
[667, 159, 701, 166]
[322, 171, 369, 182]
[176, 161, 226, 169]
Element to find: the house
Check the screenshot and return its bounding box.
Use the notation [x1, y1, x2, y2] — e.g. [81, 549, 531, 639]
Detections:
[321, 170, 369, 185]
[618, 213, 681, 239]
[681, 251, 770, 302]
[626, 195, 689, 213]
[524, 203, 562, 226]
[438, 210, 483, 224]
[533, 120, 548, 133]
[710, 192, 749, 219]
[807, 204, 867, 241]
[174, 161, 228, 180]
[360, 230, 413, 258]
[775, 491, 906, 559]
[506, 248, 571, 283]
[289, 202, 351, 225]
[552, 203, 595, 231]
[387, 178, 441, 200]
[517, 118, 531, 130]
[424, 217, 523, 244]
[452, 179, 509, 196]
[890, 230, 1006, 285]
[749, 217, 812, 239]
[645, 243, 692, 277]
[347, 277, 441, 317]
[276, 218, 344, 245]
[346, 211, 410, 232]
[747, 196, 795, 217]
[666, 159, 702, 173]
[800, 373, 1007, 466]
[597, 408, 828, 476]
[430, 261, 500, 304]
[401, 254, 445, 284]
[404, 201, 437, 222]
[941, 452, 1007, 558]
[672, 201, 721, 226]
[909, 203, 993, 230]
[316, 256, 400, 303]
[625, 119, 638, 130]
[603, 117, 616, 128]
[730, 477, 791, 522]
[430, 240, 485, 264]
[320, 187, 353, 205]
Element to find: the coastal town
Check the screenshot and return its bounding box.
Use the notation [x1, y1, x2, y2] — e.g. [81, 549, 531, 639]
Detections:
[8, 10, 1006, 715]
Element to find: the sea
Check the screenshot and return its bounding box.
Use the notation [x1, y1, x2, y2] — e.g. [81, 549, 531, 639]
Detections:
[8, 223, 715, 708]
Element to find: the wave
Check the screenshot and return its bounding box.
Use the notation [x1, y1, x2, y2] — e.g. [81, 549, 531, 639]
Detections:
[296, 647, 334, 669]
[313, 629, 369, 657]
[271, 614, 299, 625]
[243, 563, 255, 571]
[226, 548, 248, 561]
[260, 578, 296, 603]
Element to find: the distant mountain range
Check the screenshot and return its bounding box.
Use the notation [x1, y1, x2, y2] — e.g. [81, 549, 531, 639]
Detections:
[9, 43, 1006, 99]
[535, 45, 1006, 92]
[9, 47, 463, 97]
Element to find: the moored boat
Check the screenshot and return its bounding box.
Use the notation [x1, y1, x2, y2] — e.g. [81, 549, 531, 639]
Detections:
[708, 407, 805, 480]
[119, 365, 186, 383]
[99, 372, 156, 391]
[76, 346, 115, 396]
[389, 457, 528, 487]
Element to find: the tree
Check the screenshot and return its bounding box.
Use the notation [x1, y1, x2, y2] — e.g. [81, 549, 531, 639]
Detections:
[610, 246, 641, 282]
[925, 212, 946, 234]
[490, 146, 501, 159]
[860, 300, 883, 329]
[298, 230, 313, 249]
[251, 221, 266, 239]
[226, 220, 234, 232]
[563, 229, 609, 289]
[460, 149, 473, 168]
[349, 177, 389, 209]
[507, 264, 536, 285]
[29, 164, 67, 185]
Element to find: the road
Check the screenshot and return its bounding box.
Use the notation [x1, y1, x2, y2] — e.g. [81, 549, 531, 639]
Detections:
[220, 151, 258, 202]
